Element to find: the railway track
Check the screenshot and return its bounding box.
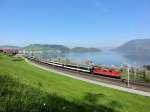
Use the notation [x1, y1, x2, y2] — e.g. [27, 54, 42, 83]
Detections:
[25, 56, 150, 92]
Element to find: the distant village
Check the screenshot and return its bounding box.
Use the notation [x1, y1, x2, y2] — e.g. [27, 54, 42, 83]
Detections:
[0, 48, 19, 55]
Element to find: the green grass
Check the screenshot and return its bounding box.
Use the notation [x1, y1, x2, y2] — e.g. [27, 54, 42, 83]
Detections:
[121, 68, 150, 82]
[145, 71, 150, 82]
[0, 74, 116, 112]
[0, 54, 150, 112]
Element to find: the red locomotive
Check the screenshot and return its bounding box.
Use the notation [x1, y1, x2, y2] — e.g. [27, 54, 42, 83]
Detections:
[91, 66, 122, 78]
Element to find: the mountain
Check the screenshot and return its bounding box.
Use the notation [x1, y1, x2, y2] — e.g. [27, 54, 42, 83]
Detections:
[0, 45, 21, 49]
[114, 39, 150, 53]
[23, 44, 70, 52]
[23, 44, 101, 52]
[71, 47, 101, 52]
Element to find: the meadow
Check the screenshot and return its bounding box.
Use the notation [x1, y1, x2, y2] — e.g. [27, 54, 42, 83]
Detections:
[0, 54, 150, 112]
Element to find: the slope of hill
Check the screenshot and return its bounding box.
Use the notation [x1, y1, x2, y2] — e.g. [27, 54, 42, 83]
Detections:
[0, 54, 150, 112]
[0, 45, 21, 49]
[23, 44, 101, 52]
[114, 39, 150, 53]
[23, 44, 70, 52]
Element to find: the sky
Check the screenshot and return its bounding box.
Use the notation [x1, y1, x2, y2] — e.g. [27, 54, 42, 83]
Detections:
[0, 0, 150, 48]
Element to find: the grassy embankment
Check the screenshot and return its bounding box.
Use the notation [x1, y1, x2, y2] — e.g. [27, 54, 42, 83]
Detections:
[0, 54, 150, 112]
[121, 68, 150, 82]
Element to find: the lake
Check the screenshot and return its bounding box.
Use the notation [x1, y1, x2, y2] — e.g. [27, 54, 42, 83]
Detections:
[33, 50, 150, 66]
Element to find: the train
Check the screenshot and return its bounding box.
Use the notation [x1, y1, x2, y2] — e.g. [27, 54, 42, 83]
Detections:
[26, 56, 123, 79]
[91, 66, 121, 78]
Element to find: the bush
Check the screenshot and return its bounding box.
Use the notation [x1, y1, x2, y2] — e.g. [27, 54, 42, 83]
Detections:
[11, 57, 24, 61]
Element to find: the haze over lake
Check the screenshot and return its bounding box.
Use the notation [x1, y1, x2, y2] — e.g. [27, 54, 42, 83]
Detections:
[33, 49, 150, 66]
[64, 50, 150, 66]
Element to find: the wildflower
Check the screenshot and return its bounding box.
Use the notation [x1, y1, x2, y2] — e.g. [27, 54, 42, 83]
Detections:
[62, 106, 66, 110]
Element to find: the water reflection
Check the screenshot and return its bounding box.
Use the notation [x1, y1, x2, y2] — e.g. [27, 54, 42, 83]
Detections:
[121, 53, 150, 66]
